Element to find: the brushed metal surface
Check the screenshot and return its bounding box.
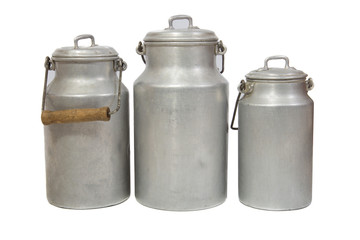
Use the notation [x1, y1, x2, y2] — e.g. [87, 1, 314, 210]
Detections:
[238, 80, 313, 210]
[44, 59, 130, 209]
[134, 43, 228, 211]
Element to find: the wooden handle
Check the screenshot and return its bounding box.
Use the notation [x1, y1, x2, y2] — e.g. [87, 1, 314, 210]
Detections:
[41, 107, 110, 125]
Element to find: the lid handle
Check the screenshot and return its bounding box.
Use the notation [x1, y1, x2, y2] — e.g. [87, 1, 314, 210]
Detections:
[264, 55, 290, 70]
[74, 34, 95, 49]
[168, 15, 194, 29]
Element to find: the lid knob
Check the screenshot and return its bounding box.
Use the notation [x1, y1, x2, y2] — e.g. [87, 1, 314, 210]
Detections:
[74, 34, 95, 49]
[52, 34, 118, 61]
[264, 55, 290, 70]
[245, 55, 308, 80]
[167, 15, 195, 29]
[143, 15, 217, 42]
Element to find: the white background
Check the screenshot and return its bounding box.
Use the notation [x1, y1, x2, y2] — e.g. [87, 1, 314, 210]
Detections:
[0, 0, 359, 239]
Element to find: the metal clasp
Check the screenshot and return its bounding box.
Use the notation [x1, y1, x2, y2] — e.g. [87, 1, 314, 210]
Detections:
[230, 80, 254, 130]
[306, 77, 314, 91]
[238, 80, 254, 94]
[215, 40, 227, 74]
[136, 41, 146, 64]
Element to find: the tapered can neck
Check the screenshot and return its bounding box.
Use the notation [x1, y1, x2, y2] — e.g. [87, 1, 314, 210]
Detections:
[144, 42, 217, 69]
[53, 61, 116, 80]
[248, 80, 309, 95]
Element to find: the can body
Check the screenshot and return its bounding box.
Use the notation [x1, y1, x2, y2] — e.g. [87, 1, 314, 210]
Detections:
[44, 61, 130, 209]
[238, 81, 313, 210]
[134, 44, 228, 210]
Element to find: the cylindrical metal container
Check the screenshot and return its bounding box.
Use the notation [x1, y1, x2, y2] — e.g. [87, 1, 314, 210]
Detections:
[134, 15, 229, 211]
[41, 35, 130, 209]
[231, 56, 314, 211]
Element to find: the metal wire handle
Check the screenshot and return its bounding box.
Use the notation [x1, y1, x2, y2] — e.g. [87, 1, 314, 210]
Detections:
[41, 57, 54, 112]
[230, 80, 254, 130]
[41, 57, 126, 115]
[230, 92, 241, 130]
[109, 58, 127, 115]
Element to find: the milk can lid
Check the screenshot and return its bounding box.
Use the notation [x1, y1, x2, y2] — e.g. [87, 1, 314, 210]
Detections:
[143, 15, 218, 42]
[246, 56, 308, 80]
[52, 34, 119, 61]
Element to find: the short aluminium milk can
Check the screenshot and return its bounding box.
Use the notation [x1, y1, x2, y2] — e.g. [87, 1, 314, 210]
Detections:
[134, 15, 229, 211]
[231, 56, 314, 210]
[41, 34, 130, 209]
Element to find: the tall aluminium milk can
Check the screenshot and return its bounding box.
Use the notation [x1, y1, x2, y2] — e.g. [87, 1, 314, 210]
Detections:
[134, 15, 229, 211]
[231, 55, 314, 210]
[41, 34, 130, 209]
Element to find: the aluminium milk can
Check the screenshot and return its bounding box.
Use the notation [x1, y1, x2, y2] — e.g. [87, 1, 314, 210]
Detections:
[134, 15, 229, 211]
[41, 35, 130, 209]
[231, 56, 314, 210]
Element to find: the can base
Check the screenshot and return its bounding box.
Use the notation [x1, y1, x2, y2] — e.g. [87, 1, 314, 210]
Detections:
[239, 198, 311, 211]
[135, 197, 226, 212]
[47, 195, 130, 210]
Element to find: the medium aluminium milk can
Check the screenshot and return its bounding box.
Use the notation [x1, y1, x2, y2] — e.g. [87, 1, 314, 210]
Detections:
[231, 56, 314, 211]
[134, 15, 229, 211]
[41, 34, 130, 209]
